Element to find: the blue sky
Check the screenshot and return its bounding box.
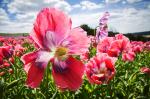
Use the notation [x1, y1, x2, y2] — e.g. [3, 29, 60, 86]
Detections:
[0, 0, 150, 33]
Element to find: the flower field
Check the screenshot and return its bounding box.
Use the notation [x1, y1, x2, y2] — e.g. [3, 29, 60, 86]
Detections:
[0, 8, 150, 99]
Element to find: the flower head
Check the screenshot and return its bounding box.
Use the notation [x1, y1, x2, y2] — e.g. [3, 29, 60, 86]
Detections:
[86, 53, 116, 84]
[96, 12, 110, 42]
[21, 8, 90, 91]
[131, 41, 144, 53]
[0, 46, 13, 58]
[97, 34, 135, 62]
[122, 50, 135, 62]
[0, 56, 3, 65]
[140, 67, 150, 75]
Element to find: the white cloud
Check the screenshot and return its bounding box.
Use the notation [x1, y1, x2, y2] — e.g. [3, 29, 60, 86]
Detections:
[109, 8, 150, 33]
[0, 0, 150, 33]
[0, 0, 72, 33]
[71, 7, 150, 33]
[126, 0, 142, 4]
[0, 8, 9, 21]
[8, 0, 72, 14]
[123, 8, 138, 16]
[72, 4, 81, 8]
[71, 12, 103, 28]
[105, 0, 120, 4]
[79, 1, 104, 10]
[1, 0, 104, 33]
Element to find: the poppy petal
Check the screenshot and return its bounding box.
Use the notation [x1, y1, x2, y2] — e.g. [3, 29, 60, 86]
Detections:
[66, 27, 90, 55]
[26, 61, 45, 88]
[30, 8, 72, 48]
[52, 56, 85, 91]
[21, 50, 52, 88]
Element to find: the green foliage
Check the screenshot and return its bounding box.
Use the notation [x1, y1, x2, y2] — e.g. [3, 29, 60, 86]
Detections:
[0, 33, 29, 37]
[80, 24, 95, 36]
[0, 42, 150, 99]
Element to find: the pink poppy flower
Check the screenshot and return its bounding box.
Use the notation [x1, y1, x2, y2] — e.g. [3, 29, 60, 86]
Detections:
[8, 68, 13, 74]
[144, 41, 150, 51]
[86, 53, 116, 85]
[14, 44, 25, 52]
[9, 57, 14, 64]
[114, 34, 131, 51]
[21, 8, 90, 91]
[107, 40, 122, 57]
[88, 35, 97, 48]
[97, 34, 131, 58]
[0, 71, 5, 76]
[108, 34, 131, 57]
[3, 61, 11, 67]
[0, 56, 3, 65]
[140, 67, 150, 75]
[80, 51, 90, 62]
[97, 37, 114, 53]
[0, 36, 5, 42]
[122, 50, 135, 62]
[0, 46, 13, 58]
[96, 12, 110, 42]
[131, 41, 144, 53]
[132, 46, 143, 53]
[13, 44, 25, 56]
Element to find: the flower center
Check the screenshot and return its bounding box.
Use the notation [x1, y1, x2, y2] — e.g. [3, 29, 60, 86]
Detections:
[99, 62, 107, 74]
[55, 47, 68, 61]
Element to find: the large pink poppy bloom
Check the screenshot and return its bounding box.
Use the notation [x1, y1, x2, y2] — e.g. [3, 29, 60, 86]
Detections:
[86, 53, 116, 85]
[21, 8, 90, 91]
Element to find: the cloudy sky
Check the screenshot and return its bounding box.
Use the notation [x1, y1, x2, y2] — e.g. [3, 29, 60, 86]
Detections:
[0, 0, 150, 33]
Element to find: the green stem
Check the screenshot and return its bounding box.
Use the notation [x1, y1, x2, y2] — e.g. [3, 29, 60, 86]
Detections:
[90, 85, 101, 95]
[46, 63, 50, 99]
[51, 90, 57, 99]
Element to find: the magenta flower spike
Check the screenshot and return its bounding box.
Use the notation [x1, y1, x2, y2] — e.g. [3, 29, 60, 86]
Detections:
[96, 12, 110, 43]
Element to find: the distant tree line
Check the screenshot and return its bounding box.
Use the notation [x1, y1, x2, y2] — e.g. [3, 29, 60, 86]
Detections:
[0, 24, 149, 41]
[80, 24, 150, 42]
[0, 33, 29, 37]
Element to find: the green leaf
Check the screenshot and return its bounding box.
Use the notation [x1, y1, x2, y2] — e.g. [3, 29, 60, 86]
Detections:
[0, 79, 7, 97]
[128, 71, 139, 84]
[143, 84, 149, 96]
[6, 78, 23, 90]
